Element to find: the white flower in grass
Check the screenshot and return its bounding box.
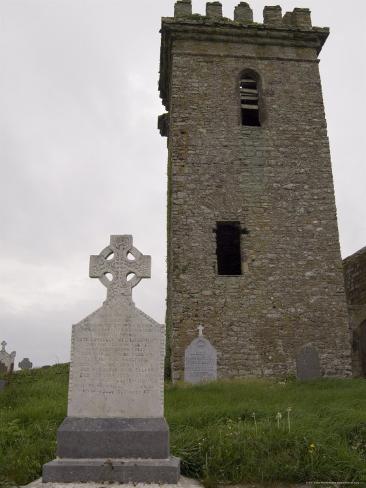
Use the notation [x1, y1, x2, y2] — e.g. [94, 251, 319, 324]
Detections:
[276, 412, 282, 428]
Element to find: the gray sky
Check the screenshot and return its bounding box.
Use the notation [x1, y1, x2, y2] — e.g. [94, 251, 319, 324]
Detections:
[0, 0, 365, 367]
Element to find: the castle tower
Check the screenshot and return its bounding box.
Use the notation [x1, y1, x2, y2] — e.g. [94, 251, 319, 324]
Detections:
[159, 1, 352, 380]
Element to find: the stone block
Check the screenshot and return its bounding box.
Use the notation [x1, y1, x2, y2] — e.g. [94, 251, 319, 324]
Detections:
[174, 0, 192, 18]
[206, 2, 223, 19]
[56, 417, 170, 459]
[43, 457, 180, 484]
[292, 8, 312, 30]
[158, 113, 169, 137]
[263, 6, 282, 26]
[234, 2, 253, 23]
[282, 12, 293, 27]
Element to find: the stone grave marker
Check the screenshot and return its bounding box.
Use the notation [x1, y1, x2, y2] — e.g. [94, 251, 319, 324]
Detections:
[184, 326, 217, 384]
[43, 235, 180, 483]
[19, 358, 33, 370]
[0, 341, 16, 374]
[0, 380, 7, 391]
[296, 343, 321, 380]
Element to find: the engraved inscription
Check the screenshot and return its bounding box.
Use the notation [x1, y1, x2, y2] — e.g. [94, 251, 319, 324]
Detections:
[184, 335, 217, 384]
[68, 305, 164, 418]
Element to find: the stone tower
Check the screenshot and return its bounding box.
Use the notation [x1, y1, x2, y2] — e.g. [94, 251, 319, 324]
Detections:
[159, 1, 352, 381]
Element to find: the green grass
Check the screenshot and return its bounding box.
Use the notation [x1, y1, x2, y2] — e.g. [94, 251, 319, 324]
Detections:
[0, 365, 68, 486]
[1, 365, 366, 486]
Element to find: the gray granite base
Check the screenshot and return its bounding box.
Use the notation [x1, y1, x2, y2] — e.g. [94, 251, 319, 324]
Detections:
[56, 417, 170, 459]
[42, 457, 180, 483]
[43, 417, 180, 483]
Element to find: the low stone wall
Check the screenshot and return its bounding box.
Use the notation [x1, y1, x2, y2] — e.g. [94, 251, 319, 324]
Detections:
[343, 247, 366, 376]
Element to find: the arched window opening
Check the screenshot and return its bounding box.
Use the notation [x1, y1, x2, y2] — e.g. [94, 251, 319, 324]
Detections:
[240, 76, 260, 127]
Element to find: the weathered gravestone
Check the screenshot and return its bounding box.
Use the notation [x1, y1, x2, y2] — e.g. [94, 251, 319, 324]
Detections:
[0, 380, 7, 391]
[184, 326, 217, 384]
[296, 343, 321, 380]
[19, 358, 33, 370]
[0, 341, 16, 374]
[43, 235, 180, 483]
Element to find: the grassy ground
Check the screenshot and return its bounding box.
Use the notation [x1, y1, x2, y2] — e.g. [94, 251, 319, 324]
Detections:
[1, 365, 366, 486]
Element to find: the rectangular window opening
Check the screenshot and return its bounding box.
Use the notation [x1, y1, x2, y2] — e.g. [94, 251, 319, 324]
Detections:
[216, 222, 242, 275]
[241, 108, 260, 126]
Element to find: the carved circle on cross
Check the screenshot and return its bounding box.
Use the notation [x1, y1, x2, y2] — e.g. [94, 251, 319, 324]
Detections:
[89, 235, 151, 299]
[98, 244, 142, 290]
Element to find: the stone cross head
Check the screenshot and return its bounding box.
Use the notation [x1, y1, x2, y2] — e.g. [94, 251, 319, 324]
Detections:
[89, 235, 151, 301]
[1, 341, 6, 352]
[198, 325, 204, 336]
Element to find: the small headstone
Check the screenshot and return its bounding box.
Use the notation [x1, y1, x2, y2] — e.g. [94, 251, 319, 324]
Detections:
[0, 379, 7, 391]
[0, 341, 16, 374]
[184, 325, 217, 384]
[296, 343, 321, 380]
[43, 235, 180, 483]
[19, 358, 33, 370]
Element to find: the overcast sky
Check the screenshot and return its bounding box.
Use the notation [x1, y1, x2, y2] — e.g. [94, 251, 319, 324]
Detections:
[0, 0, 365, 368]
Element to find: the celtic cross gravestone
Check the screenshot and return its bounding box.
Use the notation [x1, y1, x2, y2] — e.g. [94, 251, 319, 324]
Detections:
[0, 341, 16, 374]
[89, 234, 151, 300]
[43, 235, 180, 483]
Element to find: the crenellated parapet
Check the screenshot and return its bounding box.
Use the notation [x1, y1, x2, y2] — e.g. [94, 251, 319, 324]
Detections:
[172, 0, 314, 30]
[159, 1, 329, 109]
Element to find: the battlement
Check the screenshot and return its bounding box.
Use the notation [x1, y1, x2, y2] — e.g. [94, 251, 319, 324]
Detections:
[161, 2, 329, 109]
[173, 1, 314, 30]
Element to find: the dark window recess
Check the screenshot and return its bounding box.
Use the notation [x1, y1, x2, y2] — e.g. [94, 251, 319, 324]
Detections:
[216, 222, 242, 275]
[240, 77, 260, 127]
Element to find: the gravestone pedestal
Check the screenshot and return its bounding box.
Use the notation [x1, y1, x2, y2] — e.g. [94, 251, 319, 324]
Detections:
[43, 235, 180, 483]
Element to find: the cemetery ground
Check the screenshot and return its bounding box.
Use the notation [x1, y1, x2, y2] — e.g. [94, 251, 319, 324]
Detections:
[0, 365, 366, 486]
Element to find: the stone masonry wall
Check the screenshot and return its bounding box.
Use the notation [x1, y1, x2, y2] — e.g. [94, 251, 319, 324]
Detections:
[160, 2, 352, 380]
[343, 247, 366, 376]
